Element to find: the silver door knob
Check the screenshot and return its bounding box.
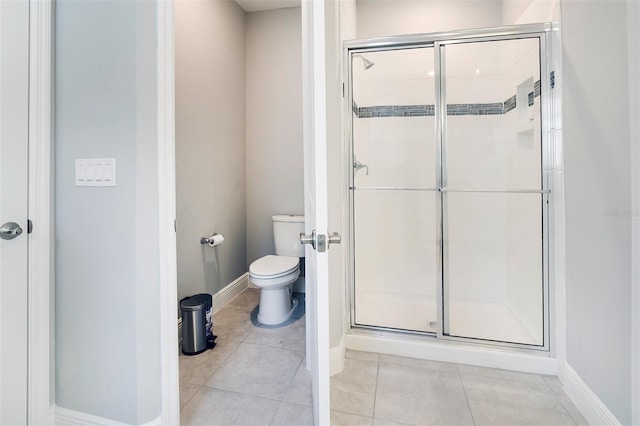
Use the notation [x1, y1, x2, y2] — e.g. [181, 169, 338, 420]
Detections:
[299, 230, 316, 249]
[0, 222, 23, 240]
[328, 232, 341, 246]
[300, 230, 341, 253]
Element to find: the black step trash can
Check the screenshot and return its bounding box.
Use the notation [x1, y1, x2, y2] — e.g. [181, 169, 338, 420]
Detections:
[180, 294, 216, 355]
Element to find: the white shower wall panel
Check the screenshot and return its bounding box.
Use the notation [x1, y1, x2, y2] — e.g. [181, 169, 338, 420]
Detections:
[354, 48, 435, 107]
[447, 192, 543, 345]
[445, 75, 507, 105]
[502, 40, 544, 345]
[354, 190, 438, 331]
[357, 78, 434, 107]
[446, 115, 510, 189]
[447, 112, 541, 190]
[503, 39, 540, 93]
[447, 193, 508, 301]
[360, 116, 436, 147]
[354, 116, 436, 188]
[354, 191, 437, 286]
[505, 194, 544, 342]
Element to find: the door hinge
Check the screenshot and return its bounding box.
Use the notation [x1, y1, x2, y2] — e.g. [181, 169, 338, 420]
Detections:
[27, 219, 33, 234]
[342, 83, 344, 98]
[174, 219, 177, 232]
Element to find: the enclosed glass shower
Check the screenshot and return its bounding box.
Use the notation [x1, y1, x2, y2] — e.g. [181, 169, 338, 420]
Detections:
[346, 25, 551, 350]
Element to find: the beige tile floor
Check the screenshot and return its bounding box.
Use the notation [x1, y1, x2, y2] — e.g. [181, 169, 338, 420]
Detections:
[180, 288, 312, 426]
[331, 351, 589, 426]
[180, 288, 588, 426]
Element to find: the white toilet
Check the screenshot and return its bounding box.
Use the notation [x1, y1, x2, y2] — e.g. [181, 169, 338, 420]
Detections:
[249, 214, 305, 325]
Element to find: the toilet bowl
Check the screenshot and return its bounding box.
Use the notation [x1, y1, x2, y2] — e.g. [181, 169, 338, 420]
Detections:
[249, 255, 300, 325]
[249, 214, 305, 326]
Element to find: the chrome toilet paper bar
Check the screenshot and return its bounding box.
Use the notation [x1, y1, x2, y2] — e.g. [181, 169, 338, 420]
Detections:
[200, 233, 224, 247]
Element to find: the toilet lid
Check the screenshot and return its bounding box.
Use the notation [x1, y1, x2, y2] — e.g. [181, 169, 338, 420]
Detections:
[250, 255, 299, 278]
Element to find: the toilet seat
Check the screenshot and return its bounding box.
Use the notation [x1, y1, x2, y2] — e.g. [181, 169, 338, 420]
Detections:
[249, 255, 299, 279]
[249, 255, 300, 325]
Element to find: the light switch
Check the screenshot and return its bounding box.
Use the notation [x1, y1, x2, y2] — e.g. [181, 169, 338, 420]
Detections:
[75, 158, 116, 186]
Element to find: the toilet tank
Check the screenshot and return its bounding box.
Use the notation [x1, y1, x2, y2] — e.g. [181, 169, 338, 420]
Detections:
[272, 214, 305, 257]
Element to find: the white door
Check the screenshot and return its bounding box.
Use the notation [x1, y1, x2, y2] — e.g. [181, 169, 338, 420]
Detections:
[301, 0, 333, 424]
[0, 0, 30, 424]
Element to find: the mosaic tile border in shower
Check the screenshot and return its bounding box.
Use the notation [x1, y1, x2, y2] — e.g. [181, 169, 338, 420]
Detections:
[355, 78, 549, 118]
[358, 104, 436, 118]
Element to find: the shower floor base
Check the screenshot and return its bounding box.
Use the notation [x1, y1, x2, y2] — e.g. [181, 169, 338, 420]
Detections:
[355, 290, 438, 333]
[355, 290, 541, 345]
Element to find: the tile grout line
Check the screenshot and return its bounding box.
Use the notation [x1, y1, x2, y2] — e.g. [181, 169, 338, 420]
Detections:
[370, 358, 381, 422]
[200, 385, 291, 404]
[199, 339, 243, 385]
[178, 338, 242, 403]
[178, 384, 203, 413]
[238, 339, 306, 355]
[457, 367, 478, 426]
[268, 400, 285, 426]
[281, 353, 307, 403]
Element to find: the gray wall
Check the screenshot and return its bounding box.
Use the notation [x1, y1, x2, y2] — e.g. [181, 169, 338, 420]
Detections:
[563, 1, 632, 423]
[245, 8, 304, 264]
[55, 1, 160, 423]
[175, 0, 247, 300]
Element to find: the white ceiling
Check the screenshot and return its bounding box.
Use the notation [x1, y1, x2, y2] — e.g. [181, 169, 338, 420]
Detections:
[234, 0, 300, 12]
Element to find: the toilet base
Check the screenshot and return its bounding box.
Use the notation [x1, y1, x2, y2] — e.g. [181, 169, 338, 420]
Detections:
[257, 287, 298, 325]
[250, 293, 305, 329]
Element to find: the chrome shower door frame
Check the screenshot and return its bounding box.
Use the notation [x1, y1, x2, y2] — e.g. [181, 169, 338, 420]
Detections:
[344, 23, 553, 353]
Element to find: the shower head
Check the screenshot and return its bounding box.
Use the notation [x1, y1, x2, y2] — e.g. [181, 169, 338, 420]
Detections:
[353, 54, 375, 70]
[361, 56, 375, 70]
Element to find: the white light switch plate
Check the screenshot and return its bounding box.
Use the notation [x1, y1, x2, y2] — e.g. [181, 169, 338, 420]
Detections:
[75, 158, 116, 186]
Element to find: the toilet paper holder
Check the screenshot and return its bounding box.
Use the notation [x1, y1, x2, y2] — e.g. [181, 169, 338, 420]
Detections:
[200, 233, 224, 247]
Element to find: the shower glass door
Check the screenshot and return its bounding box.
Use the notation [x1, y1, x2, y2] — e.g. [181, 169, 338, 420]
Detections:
[348, 27, 549, 349]
[440, 37, 546, 346]
[351, 47, 439, 333]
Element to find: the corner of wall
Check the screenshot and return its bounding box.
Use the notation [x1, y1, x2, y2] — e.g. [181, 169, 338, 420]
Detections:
[330, 336, 345, 376]
[562, 364, 622, 426]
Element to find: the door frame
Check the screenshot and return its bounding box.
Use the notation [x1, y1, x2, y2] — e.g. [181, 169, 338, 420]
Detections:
[157, 0, 180, 423]
[27, 0, 54, 424]
[155, 1, 333, 424]
[301, 0, 332, 423]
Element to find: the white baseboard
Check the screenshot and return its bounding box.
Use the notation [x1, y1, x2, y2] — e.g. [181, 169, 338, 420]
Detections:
[563, 364, 621, 426]
[212, 273, 249, 313]
[330, 337, 345, 376]
[53, 405, 161, 426]
[345, 333, 557, 375]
